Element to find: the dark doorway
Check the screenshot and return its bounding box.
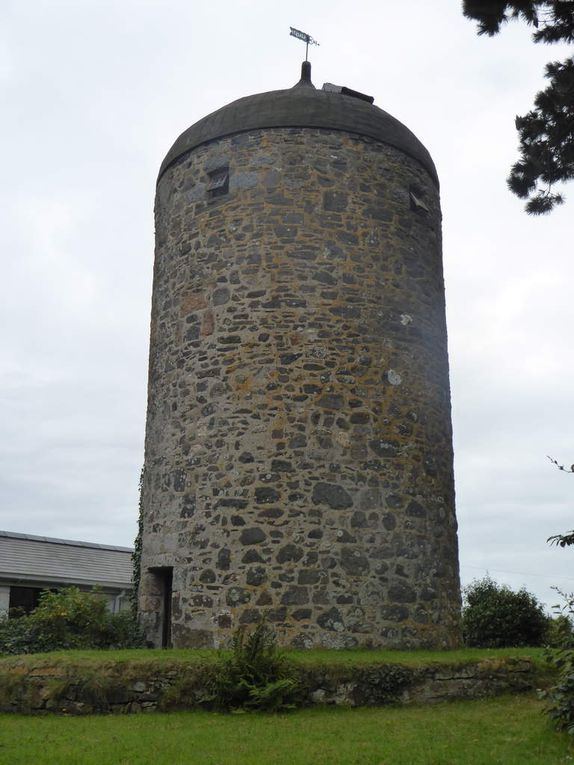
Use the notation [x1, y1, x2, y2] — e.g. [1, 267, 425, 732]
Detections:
[149, 567, 173, 648]
[161, 568, 173, 648]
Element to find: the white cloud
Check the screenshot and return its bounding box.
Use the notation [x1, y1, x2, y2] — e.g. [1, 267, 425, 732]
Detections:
[0, 0, 572, 610]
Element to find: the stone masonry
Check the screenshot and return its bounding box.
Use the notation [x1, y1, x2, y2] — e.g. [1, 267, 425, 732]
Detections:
[0, 657, 537, 714]
[138, 90, 462, 648]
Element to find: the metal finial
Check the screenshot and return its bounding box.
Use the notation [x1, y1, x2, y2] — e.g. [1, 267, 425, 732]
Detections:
[289, 27, 319, 62]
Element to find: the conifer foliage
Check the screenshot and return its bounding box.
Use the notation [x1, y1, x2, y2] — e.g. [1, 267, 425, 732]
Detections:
[463, 1, 574, 214]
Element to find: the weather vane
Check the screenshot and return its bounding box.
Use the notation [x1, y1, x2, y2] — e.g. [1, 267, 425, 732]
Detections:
[289, 27, 319, 62]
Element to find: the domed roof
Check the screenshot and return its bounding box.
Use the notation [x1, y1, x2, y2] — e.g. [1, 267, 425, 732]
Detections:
[158, 65, 438, 187]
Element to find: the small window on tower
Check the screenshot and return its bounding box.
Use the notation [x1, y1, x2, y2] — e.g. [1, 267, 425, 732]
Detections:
[206, 166, 229, 198]
[409, 184, 429, 214]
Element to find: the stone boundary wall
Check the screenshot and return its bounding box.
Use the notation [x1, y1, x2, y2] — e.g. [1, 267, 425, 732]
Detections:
[0, 657, 543, 715]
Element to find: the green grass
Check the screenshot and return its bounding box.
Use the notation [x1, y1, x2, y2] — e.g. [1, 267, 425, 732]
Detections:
[0, 648, 220, 667]
[0, 645, 549, 669]
[285, 646, 549, 666]
[0, 695, 571, 764]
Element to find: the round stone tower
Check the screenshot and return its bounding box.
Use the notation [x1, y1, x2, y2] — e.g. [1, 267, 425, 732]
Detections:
[138, 63, 461, 649]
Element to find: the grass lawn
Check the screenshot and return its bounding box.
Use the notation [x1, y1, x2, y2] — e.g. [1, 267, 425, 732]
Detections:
[0, 695, 571, 765]
[0, 645, 549, 669]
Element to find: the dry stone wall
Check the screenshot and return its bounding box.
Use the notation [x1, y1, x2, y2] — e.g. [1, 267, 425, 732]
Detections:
[139, 126, 461, 649]
[0, 657, 539, 715]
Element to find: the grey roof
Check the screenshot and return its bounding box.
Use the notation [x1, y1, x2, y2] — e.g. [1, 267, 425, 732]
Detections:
[0, 531, 133, 590]
[159, 64, 438, 187]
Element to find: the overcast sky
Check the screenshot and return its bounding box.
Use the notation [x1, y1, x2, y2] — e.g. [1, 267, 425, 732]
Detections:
[1, 0, 572, 612]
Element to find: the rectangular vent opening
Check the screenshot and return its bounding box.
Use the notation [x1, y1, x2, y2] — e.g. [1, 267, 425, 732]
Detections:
[409, 185, 430, 214]
[207, 166, 229, 198]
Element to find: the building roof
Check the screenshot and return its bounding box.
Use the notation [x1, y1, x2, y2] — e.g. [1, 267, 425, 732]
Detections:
[159, 62, 438, 187]
[0, 531, 133, 590]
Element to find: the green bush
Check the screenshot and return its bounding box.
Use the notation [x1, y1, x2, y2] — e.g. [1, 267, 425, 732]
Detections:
[546, 615, 574, 648]
[543, 647, 574, 735]
[542, 590, 574, 735]
[0, 615, 46, 655]
[205, 621, 301, 712]
[0, 587, 145, 655]
[462, 576, 548, 648]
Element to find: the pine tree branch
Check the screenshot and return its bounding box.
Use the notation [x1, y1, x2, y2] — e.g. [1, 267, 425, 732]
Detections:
[463, 2, 574, 213]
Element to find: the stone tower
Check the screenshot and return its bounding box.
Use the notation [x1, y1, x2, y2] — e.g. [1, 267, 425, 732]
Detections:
[138, 63, 461, 649]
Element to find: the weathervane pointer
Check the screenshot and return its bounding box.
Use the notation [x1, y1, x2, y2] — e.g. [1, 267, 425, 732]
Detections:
[289, 27, 319, 62]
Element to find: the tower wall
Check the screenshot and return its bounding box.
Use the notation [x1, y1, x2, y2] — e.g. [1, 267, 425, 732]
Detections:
[139, 125, 461, 648]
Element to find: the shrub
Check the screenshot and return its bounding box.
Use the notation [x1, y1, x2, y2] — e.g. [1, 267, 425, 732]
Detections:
[462, 576, 548, 648]
[543, 647, 574, 735]
[542, 590, 574, 735]
[0, 615, 47, 656]
[30, 587, 111, 648]
[0, 587, 145, 655]
[546, 615, 574, 649]
[104, 609, 146, 649]
[205, 621, 301, 712]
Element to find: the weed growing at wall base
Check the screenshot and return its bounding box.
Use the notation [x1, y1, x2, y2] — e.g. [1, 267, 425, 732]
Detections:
[204, 622, 300, 712]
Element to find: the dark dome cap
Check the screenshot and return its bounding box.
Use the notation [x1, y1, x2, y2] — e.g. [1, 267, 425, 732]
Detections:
[158, 73, 438, 187]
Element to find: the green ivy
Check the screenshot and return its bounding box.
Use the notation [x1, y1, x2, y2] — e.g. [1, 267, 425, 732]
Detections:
[131, 467, 145, 618]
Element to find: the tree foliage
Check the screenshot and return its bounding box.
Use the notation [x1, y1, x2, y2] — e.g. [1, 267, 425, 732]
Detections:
[462, 576, 548, 647]
[463, 1, 574, 214]
[547, 455, 574, 547]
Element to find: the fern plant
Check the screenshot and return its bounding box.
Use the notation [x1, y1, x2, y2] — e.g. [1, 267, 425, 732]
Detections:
[206, 621, 300, 712]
